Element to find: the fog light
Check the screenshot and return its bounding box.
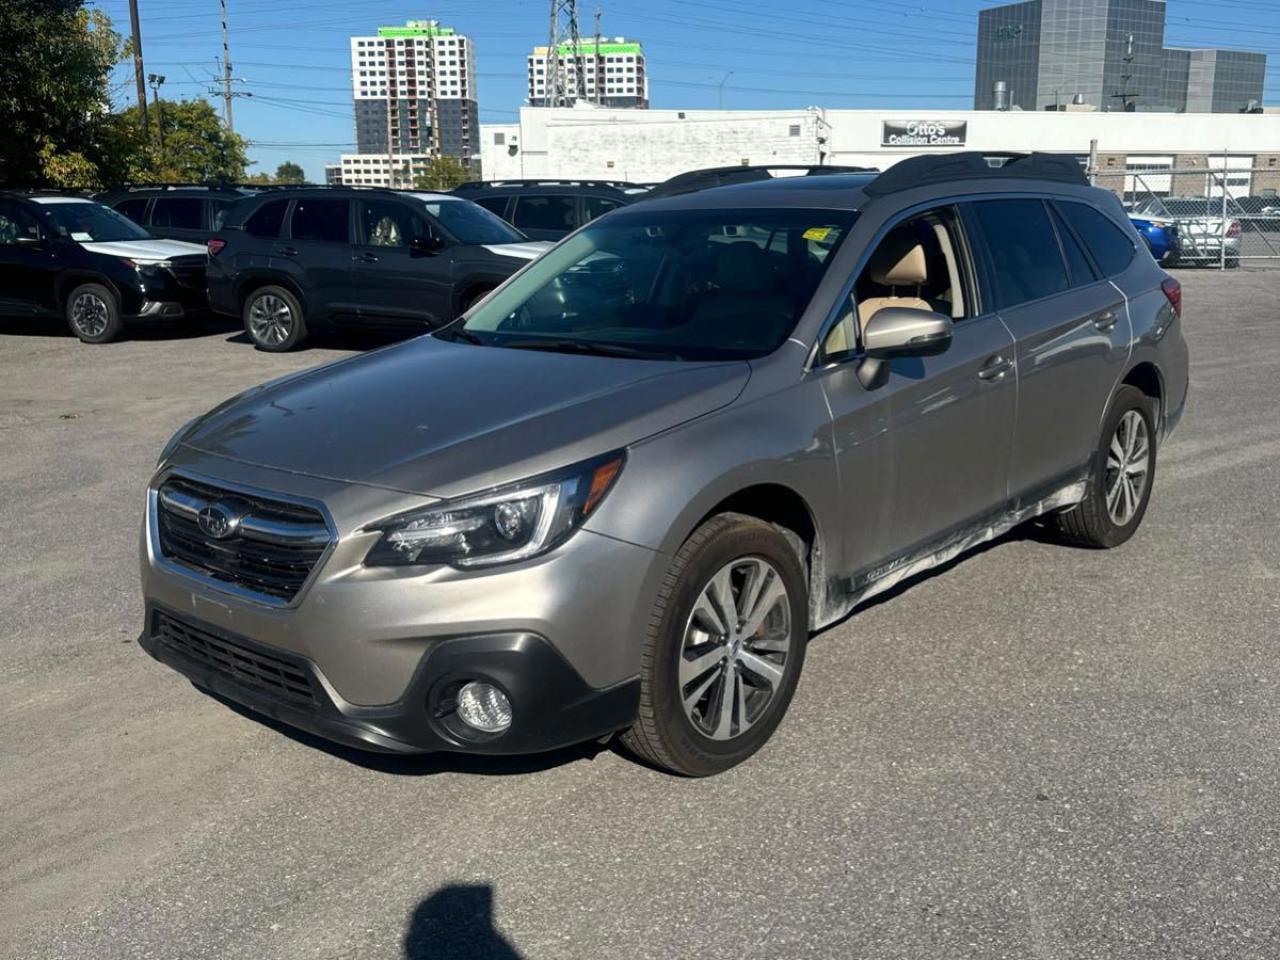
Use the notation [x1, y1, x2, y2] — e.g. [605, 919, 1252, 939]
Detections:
[456, 681, 512, 733]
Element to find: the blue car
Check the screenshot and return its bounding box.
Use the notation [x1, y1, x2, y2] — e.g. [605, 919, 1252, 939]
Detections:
[1129, 216, 1180, 265]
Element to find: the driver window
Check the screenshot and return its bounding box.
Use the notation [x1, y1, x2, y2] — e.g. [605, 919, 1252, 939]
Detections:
[360, 200, 424, 248]
[823, 207, 970, 361]
[0, 201, 40, 245]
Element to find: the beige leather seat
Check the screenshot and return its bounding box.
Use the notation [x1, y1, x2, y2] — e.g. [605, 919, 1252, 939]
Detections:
[856, 233, 933, 332]
[824, 232, 934, 357]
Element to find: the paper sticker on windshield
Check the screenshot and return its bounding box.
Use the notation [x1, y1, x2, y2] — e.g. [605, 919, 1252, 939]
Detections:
[803, 226, 833, 242]
[71, 232, 93, 242]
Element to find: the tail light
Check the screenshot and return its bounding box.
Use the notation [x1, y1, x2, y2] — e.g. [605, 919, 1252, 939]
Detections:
[1161, 277, 1182, 318]
[1226, 220, 1242, 238]
[207, 238, 227, 256]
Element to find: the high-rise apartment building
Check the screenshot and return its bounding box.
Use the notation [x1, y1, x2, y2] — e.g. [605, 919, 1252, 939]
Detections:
[342, 20, 478, 187]
[975, 0, 1266, 113]
[527, 38, 647, 108]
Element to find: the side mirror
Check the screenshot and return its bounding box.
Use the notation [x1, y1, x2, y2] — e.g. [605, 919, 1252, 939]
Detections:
[858, 307, 953, 389]
[410, 235, 447, 257]
[14, 234, 44, 248]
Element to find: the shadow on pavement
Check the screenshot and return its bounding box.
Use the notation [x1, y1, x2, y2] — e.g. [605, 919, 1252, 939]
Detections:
[0, 314, 240, 342]
[403, 885, 523, 960]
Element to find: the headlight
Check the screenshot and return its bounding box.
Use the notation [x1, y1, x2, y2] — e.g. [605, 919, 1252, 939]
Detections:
[364, 451, 625, 569]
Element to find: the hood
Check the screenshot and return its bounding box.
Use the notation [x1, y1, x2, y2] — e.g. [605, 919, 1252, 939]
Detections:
[79, 238, 207, 262]
[180, 337, 750, 498]
[480, 241, 554, 260]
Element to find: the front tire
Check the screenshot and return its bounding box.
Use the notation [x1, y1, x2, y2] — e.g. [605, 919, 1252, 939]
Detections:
[65, 283, 122, 343]
[1051, 385, 1156, 549]
[243, 285, 307, 351]
[621, 514, 808, 776]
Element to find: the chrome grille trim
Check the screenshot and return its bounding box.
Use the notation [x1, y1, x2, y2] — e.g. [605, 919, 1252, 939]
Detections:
[149, 469, 337, 608]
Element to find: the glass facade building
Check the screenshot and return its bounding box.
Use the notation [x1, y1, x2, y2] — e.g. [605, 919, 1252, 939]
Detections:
[975, 0, 1266, 113]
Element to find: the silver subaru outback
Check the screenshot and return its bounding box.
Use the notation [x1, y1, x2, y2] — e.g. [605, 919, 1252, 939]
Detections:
[139, 154, 1189, 776]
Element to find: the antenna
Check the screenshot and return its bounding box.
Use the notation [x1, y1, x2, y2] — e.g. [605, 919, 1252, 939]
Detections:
[546, 0, 586, 107]
[594, 5, 602, 105]
[1112, 32, 1139, 112]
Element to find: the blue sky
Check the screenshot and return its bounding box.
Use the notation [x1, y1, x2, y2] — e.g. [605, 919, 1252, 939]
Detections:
[92, 0, 1280, 181]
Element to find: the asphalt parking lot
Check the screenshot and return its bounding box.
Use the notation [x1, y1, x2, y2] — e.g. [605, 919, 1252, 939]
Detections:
[2, 268, 1279, 960]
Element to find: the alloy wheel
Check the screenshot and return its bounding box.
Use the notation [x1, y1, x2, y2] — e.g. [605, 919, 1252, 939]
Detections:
[1105, 409, 1151, 526]
[248, 294, 294, 346]
[679, 557, 792, 741]
[71, 293, 110, 338]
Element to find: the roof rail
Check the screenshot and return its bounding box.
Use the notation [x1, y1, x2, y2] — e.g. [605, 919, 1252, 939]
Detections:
[646, 164, 879, 200]
[451, 178, 641, 191]
[862, 152, 1088, 197]
[103, 183, 251, 195]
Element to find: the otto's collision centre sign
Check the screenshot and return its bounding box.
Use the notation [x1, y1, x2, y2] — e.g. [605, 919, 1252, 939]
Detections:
[882, 120, 967, 148]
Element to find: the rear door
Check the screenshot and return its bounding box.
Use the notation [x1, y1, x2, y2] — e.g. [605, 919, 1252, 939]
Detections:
[351, 197, 453, 326]
[283, 197, 357, 321]
[510, 194, 578, 240]
[964, 197, 1130, 505]
[112, 196, 151, 230]
[149, 197, 208, 243]
[0, 199, 59, 315]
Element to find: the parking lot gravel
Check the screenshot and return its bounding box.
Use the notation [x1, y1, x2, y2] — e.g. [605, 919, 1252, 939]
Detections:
[2, 269, 1278, 959]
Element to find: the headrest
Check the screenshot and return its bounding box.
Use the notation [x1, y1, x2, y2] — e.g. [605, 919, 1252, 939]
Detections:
[869, 232, 928, 286]
[715, 242, 775, 293]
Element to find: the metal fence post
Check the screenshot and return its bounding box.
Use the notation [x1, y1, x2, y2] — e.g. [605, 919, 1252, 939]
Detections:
[1221, 149, 1229, 270]
[1088, 138, 1098, 187]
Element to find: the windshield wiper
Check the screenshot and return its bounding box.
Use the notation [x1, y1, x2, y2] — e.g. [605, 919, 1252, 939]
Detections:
[497, 338, 682, 361]
[435, 326, 485, 345]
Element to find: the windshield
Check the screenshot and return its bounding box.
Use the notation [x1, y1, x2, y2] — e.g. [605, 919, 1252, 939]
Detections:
[440, 208, 855, 361]
[43, 201, 152, 243]
[417, 197, 525, 245]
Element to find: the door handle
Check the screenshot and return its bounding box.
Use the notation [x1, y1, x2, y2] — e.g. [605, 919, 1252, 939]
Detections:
[1093, 310, 1119, 332]
[353, 252, 379, 263]
[274, 246, 298, 257]
[977, 355, 1014, 381]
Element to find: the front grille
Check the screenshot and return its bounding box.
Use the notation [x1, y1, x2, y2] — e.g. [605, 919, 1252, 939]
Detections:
[153, 611, 318, 706]
[168, 256, 207, 290]
[156, 475, 331, 602]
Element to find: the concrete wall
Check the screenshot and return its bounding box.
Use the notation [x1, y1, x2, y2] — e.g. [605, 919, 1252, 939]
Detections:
[481, 106, 1280, 187]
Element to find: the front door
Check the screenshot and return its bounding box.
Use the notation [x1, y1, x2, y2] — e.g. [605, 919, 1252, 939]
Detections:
[819, 205, 1018, 583]
[0, 199, 59, 315]
[351, 197, 453, 326]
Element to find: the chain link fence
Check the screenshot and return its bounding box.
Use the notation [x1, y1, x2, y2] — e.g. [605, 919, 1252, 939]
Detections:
[1091, 157, 1280, 269]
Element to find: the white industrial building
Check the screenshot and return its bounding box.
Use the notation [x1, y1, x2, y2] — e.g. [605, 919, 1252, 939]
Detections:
[481, 106, 1280, 195]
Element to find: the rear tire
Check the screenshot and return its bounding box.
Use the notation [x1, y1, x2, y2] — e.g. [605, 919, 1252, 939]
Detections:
[65, 283, 122, 344]
[621, 513, 808, 777]
[243, 285, 307, 352]
[1051, 385, 1156, 549]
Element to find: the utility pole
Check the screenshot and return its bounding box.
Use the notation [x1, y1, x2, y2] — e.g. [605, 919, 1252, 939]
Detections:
[128, 0, 148, 132]
[220, 0, 234, 130]
[717, 70, 734, 110]
[148, 74, 165, 149]
[593, 6, 603, 105]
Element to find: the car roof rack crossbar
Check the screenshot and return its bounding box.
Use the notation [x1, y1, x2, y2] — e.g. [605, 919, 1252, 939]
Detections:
[646, 164, 879, 199]
[862, 152, 1088, 197]
[452, 178, 641, 191]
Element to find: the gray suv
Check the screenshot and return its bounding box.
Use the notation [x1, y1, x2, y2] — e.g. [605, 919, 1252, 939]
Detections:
[138, 153, 1189, 777]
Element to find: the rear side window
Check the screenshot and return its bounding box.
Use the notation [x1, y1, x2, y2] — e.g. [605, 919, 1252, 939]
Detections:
[151, 197, 204, 230]
[244, 199, 288, 239]
[1048, 205, 1097, 287]
[1056, 201, 1136, 277]
[472, 196, 509, 217]
[512, 195, 577, 232]
[968, 199, 1070, 309]
[210, 200, 231, 231]
[114, 198, 149, 224]
[290, 198, 350, 244]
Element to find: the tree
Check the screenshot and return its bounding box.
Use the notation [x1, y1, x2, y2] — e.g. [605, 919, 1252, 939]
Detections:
[274, 161, 306, 184]
[0, 0, 126, 186]
[113, 98, 250, 184]
[414, 156, 470, 191]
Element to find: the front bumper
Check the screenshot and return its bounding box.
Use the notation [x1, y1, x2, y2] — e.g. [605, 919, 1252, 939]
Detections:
[130, 299, 191, 321]
[138, 606, 639, 754]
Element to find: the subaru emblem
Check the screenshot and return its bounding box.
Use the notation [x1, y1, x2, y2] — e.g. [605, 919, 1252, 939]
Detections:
[197, 499, 248, 540]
